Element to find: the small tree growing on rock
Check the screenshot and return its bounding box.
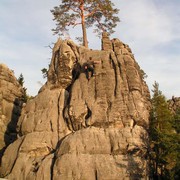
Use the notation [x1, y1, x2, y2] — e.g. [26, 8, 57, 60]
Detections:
[18, 73, 28, 102]
[18, 73, 25, 86]
[41, 68, 48, 79]
[51, 0, 120, 48]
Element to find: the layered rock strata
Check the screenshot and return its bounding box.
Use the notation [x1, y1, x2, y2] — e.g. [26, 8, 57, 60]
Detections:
[0, 35, 151, 179]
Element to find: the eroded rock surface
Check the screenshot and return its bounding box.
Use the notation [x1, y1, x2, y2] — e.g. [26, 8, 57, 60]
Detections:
[0, 64, 23, 158]
[168, 96, 180, 114]
[0, 35, 151, 179]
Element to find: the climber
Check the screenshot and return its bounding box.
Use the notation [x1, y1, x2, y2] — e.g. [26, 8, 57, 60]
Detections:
[81, 62, 94, 80]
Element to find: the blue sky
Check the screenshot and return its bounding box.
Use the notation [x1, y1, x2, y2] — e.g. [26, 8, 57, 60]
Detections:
[0, 0, 179, 99]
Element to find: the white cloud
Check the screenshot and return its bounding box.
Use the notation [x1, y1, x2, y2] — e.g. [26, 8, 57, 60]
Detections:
[114, 0, 179, 44]
[111, 0, 180, 98]
[0, 0, 59, 95]
[0, 0, 179, 98]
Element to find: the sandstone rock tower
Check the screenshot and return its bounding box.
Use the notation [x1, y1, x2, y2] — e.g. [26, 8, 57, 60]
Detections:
[0, 34, 151, 179]
[0, 64, 24, 158]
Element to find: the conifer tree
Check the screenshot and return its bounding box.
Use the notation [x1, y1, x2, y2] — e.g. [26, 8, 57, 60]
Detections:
[18, 73, 28, 102]
[149, 82, 178, 179]
[51, 0, 120, 48]
[41, 68, 48, 79]
[172, 108, 180, 179]
[18, 73, 24, 86]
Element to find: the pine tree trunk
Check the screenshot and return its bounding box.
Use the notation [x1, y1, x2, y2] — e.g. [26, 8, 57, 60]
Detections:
[82, 21, 88, 48]
[80, 1, 88, 48]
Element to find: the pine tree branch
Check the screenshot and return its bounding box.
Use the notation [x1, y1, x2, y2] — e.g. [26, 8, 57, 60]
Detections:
[69, 7, 80, 14]
[72, 22, 82, 28]
[84, 8, 100, 18]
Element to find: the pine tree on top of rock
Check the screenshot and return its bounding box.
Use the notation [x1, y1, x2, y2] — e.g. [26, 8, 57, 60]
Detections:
[51, 0, 120, 48]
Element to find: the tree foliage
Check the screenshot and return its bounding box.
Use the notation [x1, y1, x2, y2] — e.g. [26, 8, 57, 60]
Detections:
[51, 0, 120, 47]
[149, 81, 179, 179]
[41, 68, 48, 79]
[18, 73, 28, 103]
[18, 73, 24, 86]
[172, 107, 180, 179]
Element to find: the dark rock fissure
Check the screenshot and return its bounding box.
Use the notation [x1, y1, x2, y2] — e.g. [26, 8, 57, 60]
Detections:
[95, 169, 98, 180]
[50, 120, 53, 132]
[63, 106, 73, 131]
[85, 104, 92, 127]
[50, 153, 56, 180]
[72, 63, 81, 82]
[57, 93, 61, 141]
[110, 54, 118, 97]
[54, 51, 60, 80]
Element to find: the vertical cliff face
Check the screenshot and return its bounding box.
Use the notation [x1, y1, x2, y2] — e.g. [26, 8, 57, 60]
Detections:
[0, 34, 151, 180]
[0, 64, 23, 158]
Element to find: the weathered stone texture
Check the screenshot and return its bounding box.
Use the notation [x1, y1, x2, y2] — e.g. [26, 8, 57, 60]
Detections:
[101, 32, 113, 51]
[168, 96, 180, 114]
[0, 35, 151, 179]
[0, 64, 23, 157]
[43, 39, 78, 90]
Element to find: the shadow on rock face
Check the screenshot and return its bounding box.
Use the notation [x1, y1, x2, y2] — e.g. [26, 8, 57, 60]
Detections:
[0, 98, 23, 164]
